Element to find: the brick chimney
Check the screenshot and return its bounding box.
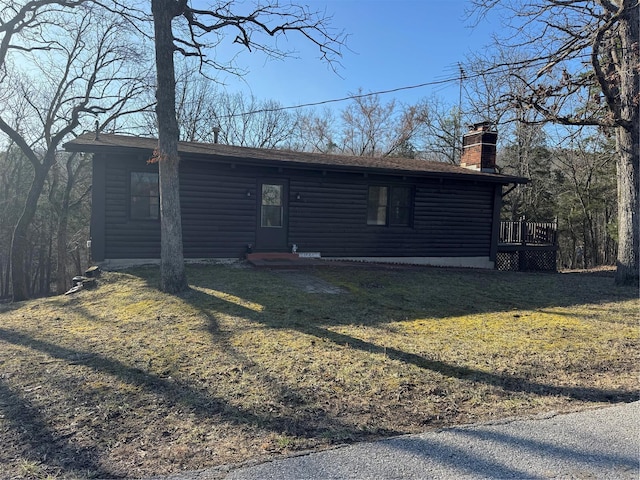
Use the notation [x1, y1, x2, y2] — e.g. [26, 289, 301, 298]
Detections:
[460, 121, 497, 173]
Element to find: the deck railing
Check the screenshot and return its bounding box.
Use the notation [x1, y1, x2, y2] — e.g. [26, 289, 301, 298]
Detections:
[499, 219, 558, 246]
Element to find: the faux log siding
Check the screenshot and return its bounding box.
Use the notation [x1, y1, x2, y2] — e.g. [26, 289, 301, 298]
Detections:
[414, 186, 494, 256]
[103, 158, 160, 259]
[289, 179, 366, 254]
[99, 154, 497, 260]
[180, 162, 256, 258]
[102, 158, 258, 259]
[288, 177, 495, 257]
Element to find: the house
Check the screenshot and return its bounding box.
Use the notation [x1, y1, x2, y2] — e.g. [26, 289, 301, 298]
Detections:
[64, 123, 526, 269]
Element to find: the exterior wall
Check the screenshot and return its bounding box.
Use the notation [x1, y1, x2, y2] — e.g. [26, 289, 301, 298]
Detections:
[93, 153, 500, 263]
[180, 161, 257, 258]
[90, 156, 107, 262]
[102, 155, 160, 260]
[288, 174, 495, 258]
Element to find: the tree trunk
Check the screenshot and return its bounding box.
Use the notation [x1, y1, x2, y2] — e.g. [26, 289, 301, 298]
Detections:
[11, 166, 48, 301]
[615, 126, 639, 285]
[614, 5, 639, 286]
[152, 0, 188, 293]
[56, 157, 77, 295]
[56, 208, 69, 295]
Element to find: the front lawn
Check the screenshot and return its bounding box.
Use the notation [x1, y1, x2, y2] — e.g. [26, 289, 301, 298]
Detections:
[0, 264, 637, 478]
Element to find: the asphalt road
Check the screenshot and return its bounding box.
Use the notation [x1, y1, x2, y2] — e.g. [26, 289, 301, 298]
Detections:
[221, 401, 639, 480]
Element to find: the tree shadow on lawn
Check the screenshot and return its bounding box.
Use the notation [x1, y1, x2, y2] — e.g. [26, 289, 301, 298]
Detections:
[0, 378, 111, 479]
[127, 264, 637, 327]
[121, 264, 639, 404]
[177, 264, 638, 325]
[0, 325, 380, 477]
[178, 265, 638, 404]
[292, 323, 637, 403]
[2, 265, 633, 476]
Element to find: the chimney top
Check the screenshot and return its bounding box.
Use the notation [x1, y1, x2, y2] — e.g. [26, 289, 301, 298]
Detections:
[468, 121, 494, 132]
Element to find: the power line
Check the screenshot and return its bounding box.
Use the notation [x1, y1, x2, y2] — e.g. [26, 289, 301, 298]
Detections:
[217, 54, 592, 119]
[229, 77, 459, 118]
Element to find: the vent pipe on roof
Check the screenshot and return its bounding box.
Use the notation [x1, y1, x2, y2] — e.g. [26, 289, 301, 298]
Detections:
[94, 120, 100, 140]
[460, 121, 497, 173]
[212, 126, 220, 144]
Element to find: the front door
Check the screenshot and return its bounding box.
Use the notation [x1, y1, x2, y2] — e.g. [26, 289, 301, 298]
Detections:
[255, 180, 288, 251]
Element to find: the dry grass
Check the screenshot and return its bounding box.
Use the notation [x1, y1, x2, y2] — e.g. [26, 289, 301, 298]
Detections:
[0, 264, 637, 479]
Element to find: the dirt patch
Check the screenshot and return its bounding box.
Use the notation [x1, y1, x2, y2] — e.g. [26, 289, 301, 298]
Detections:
[274, 271, 345, 294]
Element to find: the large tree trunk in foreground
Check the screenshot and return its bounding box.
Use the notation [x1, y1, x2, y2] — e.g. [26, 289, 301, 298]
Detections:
[152, 0, 188, 293]
[613, 5, 639, 286]
[615, 126, 639, 285]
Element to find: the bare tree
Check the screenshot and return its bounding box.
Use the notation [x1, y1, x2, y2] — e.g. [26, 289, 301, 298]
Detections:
[337, 91, 429, 158]
[48, 151, 91, 294]
[499, 117, 554, 220]
[470, 0, 638, 285]
[288, 108, 338, 153]
[0, 2, 149, 300]
[340, 92, 397, 157]
[139, 62, 297, 148]
[0, 146, 32, 298]
[209, 93, 295, 148]
[175, 63, 211, 142]
[415, 96, 466, 164]
[553, 134, 617, 268]
[149, 0, 345, 293]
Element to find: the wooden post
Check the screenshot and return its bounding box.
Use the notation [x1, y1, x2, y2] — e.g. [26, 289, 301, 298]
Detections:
[519, 216, 527, 270]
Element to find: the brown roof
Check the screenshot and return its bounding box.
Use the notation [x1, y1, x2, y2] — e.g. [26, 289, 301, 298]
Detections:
[65, 133, 526, 184]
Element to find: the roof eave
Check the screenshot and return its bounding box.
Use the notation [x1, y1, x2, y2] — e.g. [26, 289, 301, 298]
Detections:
[64, 137, 528, 185]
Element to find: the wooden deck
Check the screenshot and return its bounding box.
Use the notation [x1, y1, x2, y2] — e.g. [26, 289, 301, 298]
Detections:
[497, 220, 558, 272]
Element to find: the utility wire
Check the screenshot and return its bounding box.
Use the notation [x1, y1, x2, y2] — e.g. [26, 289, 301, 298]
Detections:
[215, 53, 593, 119]
[231, 78, 457, 117]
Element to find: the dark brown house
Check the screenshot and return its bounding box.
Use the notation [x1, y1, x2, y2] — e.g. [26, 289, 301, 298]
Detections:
[65, 124, 526, 269]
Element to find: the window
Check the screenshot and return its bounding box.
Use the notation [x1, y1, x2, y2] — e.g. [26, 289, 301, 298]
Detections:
[130, 172, 159, 220]
[367, 185, 412, 226]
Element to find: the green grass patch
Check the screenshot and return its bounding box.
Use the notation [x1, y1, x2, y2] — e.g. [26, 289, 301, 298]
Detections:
[0, 264, 637, 478]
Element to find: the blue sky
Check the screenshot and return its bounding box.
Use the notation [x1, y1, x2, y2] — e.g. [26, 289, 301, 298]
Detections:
[207, 0, 499, 110]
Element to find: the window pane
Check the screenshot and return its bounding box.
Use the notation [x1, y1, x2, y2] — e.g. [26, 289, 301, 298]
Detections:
[131, 172, 158, 196]
[390, 206, 410, 225]
[148, 195, 160, 219]
[389, 187, 409, 207]
[262, 184, 282, 206]
[367, 186, 388, 225]
[389, 187, 411, 226]
[261, 205, 282, 227]
[130, 172, 159, 219]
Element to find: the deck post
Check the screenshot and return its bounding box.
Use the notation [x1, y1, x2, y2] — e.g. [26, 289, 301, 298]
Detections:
[519, 216, 527, 270]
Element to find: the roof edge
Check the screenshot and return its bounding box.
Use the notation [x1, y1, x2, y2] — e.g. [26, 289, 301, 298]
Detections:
[64, 133, 528, 185]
